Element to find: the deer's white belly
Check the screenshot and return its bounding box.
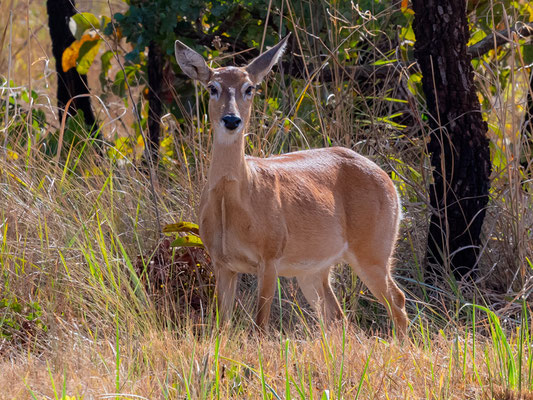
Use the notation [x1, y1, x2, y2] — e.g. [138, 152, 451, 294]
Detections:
[221, 236, 347, 277]
[277, 241, 348, 277]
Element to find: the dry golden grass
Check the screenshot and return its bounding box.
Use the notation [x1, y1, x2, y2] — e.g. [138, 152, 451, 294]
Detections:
[0, 323, 530, 399]
[0, 142, 529, 398]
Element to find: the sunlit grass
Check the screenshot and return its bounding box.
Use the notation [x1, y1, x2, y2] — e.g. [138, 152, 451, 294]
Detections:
[7, 314, 533, 398]
[0, 145, 530, 398]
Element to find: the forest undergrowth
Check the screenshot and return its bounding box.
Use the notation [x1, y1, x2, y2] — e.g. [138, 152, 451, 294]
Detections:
[0, 0, 532, 398]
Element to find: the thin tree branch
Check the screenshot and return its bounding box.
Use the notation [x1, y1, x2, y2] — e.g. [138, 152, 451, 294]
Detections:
[467, 22, 533, 58]
[467, 22, 533, 59]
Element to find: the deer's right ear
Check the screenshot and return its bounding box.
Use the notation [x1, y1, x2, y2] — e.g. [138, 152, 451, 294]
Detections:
[175, 40, 212, 85]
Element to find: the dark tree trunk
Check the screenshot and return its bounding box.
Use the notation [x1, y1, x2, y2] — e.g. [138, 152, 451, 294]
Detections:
[411, 0, 492, 282]
[46, 0, 97, 134]
[146, 41, 163, 165]
[522, 71, 533, 172]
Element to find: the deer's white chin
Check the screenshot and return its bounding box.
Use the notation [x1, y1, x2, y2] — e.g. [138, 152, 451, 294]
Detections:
[214, 123, 243, 145]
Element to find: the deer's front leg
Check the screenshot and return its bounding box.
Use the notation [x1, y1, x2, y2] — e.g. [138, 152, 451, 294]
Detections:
[256, 261, 278, 331]
[215, 265, 238, 325]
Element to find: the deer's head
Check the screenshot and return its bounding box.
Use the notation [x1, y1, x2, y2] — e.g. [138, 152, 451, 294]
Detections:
[175, 35, 290, 144]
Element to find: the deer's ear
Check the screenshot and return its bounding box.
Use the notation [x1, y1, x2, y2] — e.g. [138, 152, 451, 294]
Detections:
[245, 33, 291, 84]
[175, 40, 212, 85]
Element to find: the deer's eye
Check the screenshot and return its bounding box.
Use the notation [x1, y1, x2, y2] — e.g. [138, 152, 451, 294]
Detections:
[208, 85, 218, 97]
[244, 85, 254, 97]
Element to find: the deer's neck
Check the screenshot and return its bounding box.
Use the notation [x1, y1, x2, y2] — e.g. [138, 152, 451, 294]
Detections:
[207, 131, 250, 191]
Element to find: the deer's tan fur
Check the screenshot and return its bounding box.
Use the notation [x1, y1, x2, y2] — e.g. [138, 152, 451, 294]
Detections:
[175, 35, 408, 336]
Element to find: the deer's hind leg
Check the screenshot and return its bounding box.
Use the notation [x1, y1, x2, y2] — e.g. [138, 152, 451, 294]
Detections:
[345, 253, 407, 338]
[297, 268, 344, 324]
[321, 270, 345, 322]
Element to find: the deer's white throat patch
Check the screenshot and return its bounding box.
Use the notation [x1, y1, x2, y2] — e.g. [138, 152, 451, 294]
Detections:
[215, 122, 243, 145]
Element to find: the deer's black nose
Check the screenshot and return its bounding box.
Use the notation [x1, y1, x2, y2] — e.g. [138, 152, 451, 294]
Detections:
[222, 114, 241, 130]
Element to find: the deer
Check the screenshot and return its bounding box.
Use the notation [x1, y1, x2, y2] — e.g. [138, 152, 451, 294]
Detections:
[174, 34, 408, 337]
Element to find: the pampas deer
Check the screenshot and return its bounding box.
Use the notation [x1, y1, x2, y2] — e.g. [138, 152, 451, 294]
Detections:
[174, 34, 408, 337]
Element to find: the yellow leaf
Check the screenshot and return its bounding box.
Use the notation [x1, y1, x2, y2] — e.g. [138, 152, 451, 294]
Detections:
[62, 34, 100, 72]
[525, 3, 533, 22]
[163, 222, 200, 235]
[7, 150, 18, 160]
[170, 234, 204, 248]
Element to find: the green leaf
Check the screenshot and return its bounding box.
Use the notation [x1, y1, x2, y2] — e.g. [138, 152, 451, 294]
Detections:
[372, 58, 398, 66]
[76, 38, 101, 75]
[170, 235, 204, 248]
[71, 12, 101, 40]
[21, 90, 30, 103]
[400, 25, 415, 42]
[376, 113, 407, 129]
[163, 221, 200, 235]
[99, 15, 111, 31]
[522, 42, 533, 65]
[112, 70, 126, 97]
[100, 50, 114, 79]
[111, 64, 141, 98]
[407, 72, 422, 96]
[468, 29, 487, 46]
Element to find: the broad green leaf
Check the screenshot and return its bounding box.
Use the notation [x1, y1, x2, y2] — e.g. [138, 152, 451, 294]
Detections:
[71, 12, 101, 40]
[407, 72, 422, 96]
[400, 25, 415, 42]
[76, 38, 101, 75]
[100, 51, 113, 77]
[468, 29, 487, 46]
[62, 34, 100, 73]
[99, 50, 114, 87]
[111, 64, 140, 98]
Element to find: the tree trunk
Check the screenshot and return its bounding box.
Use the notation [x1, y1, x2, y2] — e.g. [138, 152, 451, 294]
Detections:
[46, 0, 97, 135]
[411, 0, 492, 282]
[145, 41, 163, 165]
[521, 70, 533, 172]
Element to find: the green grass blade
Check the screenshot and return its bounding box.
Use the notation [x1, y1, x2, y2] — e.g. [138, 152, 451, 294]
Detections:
[336, 321, 346, 399]
[354, 343, 374, 400]
[285, 338, 292, 400]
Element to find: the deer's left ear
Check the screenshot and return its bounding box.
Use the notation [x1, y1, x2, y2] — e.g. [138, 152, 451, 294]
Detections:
[245, 33, 291, 85]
